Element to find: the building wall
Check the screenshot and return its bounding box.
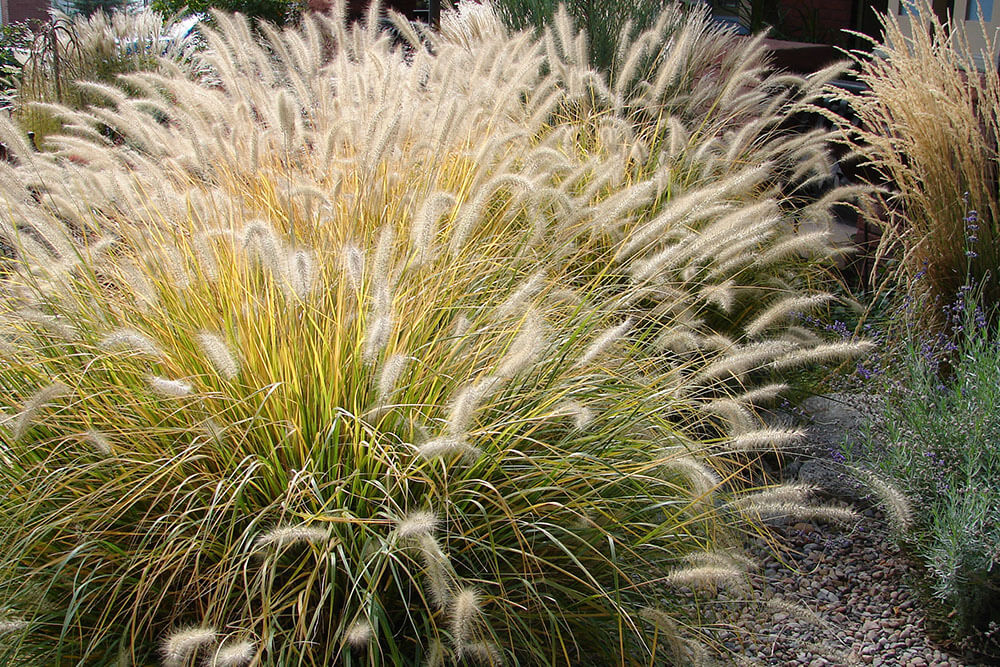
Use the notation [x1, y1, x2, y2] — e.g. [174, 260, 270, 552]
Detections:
[3, 0, 50, 24]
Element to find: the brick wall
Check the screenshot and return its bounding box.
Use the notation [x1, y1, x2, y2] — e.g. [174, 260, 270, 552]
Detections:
[3, 0, 49, 24]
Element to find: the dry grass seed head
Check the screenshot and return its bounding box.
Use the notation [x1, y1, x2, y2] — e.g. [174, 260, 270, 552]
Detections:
[160, 626, 216, 667]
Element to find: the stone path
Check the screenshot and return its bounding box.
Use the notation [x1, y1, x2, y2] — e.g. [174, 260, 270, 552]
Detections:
[707, 394, 981, 666]
[717, 508, 974, 666]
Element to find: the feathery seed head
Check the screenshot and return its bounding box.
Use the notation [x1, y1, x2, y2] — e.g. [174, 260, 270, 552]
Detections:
[13, 382, 71, 441]
[450, 587, 482, 645]
[196, 331, 240, 381]
[575, 317, 632, 368]
[207, 640, 256, 667]
[727, 427, 805, 453]
[496, 313, 544, 378]
[416, 534, 453, 609]
[341, 243, 365, 292]
[254, 524, 330, 550]
[81, 429, 113, 455]
[552, 400, 593, 430]
[377, 353, 408, 403]
[416, 436, 483, 462]
[287, 249, 316, 299]
[771, 341, 875, 370]
[447, 376, 501, 435]
[665, 564, 743, 591]
[457, 641, 503, 665]
[663, 455, 720, 498]
[160, 626, 215, 667]
[363, 312, 393, 363]
[344, 620, 373, 650]
[276, 90, 297, 141]
[242, 221, 282, 274]
[395, 510, 438, 540]
[851, 467, 913, 531]
[0, 618, 28, 635]
[99, 328, 163, 357]
[745, 293, 833, 337]
[148, 376, 193, 398]
[495, 272, 544, 321]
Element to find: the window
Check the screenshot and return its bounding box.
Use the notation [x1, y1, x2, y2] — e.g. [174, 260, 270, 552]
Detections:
[967, 0, 995, 22]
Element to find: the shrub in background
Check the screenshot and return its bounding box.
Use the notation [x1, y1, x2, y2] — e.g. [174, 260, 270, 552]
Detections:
[831, 0, 1000, 332]
[0, 2, 867, 663]
[13, 9, 202, 147]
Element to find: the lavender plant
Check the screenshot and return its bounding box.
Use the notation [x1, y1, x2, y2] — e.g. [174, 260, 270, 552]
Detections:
[847, 281, 1000, 653]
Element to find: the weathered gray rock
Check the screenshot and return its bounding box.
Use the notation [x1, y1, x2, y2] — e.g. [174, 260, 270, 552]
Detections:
[798, 392, 875, 456]
[796, 459, 867, 501]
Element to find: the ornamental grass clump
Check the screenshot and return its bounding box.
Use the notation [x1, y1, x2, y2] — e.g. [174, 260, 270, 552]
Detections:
[0, 2, 868, 663]
[830, 0, 1000, 331]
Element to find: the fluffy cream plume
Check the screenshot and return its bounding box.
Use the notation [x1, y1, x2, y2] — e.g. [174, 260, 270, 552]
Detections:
[276, 90, 297, 142]
[411, 192, 455, 267]
[494, 272, 544, 321]
[574, 318, 632, 368]
[395, 510, 438, 540]
[637, 608, 693, 664]
[196, 331, 240, 381]
[551, 400, 593, 430]
[206, 640, 257, 667]
[341, 243, 365, 292]
[663, 455, 721, 498]
[745, 293, 833, 337]
[655, 328, 703, 355]
[254, 524, 330, 550]
[449, 587, 482, 646]
[0, 618, 28, 635]
[242, 221, 282, 274]
[765, 596, 829, 628]
[684, 549, 757, 571]
[771, 341, 875, 370]
[423, 639, 447, 667]
[416, 436, 482, 462]
[372, 225, 395, 292]
[377, 354, 408, 403]
[726, 427, 806, 453]
[148, 376, 193, 398]
[850, 466, 913, 531]
[457, 641, 502, 665]
[702, 398, 755, 433]
[730, 489, 857, 524]
[496, 313, 544, 378]
[446, 376, 501, 435]
[363, 311, 393, 363]
[694, 341, 797, 385]
[17, 308, 77, 340]
[664, 564, 743, 590]
[81, 429, 113, 456]
[734, 383, 790, 405]
[13, 382, 71, 441]
[699, 280, 737, 313]
[287, 249, 316, 299]
[344, 620, 373, 650]
[98, 328, 163, 357]
[417, 534, 453, 609]
[160, 626, 216, 667]
[755, 230, 831, 267]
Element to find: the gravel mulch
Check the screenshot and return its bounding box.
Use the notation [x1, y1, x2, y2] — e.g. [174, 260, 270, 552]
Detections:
[710, 507, 974, 666]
